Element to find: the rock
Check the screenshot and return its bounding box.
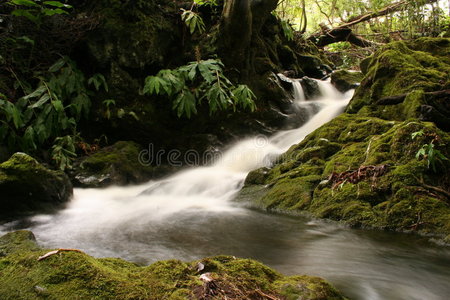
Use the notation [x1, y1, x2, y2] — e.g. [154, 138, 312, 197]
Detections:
[0, 231, 346, 300]
[237, 113, 450, 240]
[300, 76, 321, 99]
[346, 37, 450, 131]
[0, 230, 39, 257]
[0, 153, 72, 220]
[330, 70, 363, 93]
[71, 141, 174, 187]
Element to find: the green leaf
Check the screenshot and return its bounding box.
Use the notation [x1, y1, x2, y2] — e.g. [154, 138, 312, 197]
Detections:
[103, 99, 116, 108]
[88, 73, 108, 92]
[16, 36, 35, 45]
[411, 130, 424, 140]
[11, 9, 39, 23]
[11, 105, 23, 129]
[173, 89, 197, 118]
[128, 111, 139, 121]
[198, 62, 215, 83]
[416, 147, 426, 159]
[232, 84, 256, 111]
[23, 126, 37, 150]
[10, 0, 40, 7]
[143, 76, 168, 95]
[52, 100, 64, 112]
[43, 1, 72, 8]
[23, 84, 46, 100]
[42, 8, 68, 16]
[29, 93, 50, 108]
[48, 58, 67, 73]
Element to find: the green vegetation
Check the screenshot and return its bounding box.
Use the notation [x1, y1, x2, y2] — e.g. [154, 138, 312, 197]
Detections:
[181, 8, 206, 35]
[0, 57, 107, 170]
[143, 59, 256, 118]
[6, 0, 72, 25]
[0, 230, 346, 300]
[412, 130, 449, 172]
[238, 114, 450, 239]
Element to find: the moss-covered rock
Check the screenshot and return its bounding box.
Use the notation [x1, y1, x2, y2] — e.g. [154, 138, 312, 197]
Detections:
[0, 230, 346, 300]
[0, 153, 72, 220]
[71, 141, 173, 187]
[237, 114, 450, 240]
[346, 38, 450, 130]
[330, 70, 363, 93]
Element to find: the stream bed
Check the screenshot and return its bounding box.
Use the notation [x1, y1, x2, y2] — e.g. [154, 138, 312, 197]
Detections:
[1, 80, 449, 300]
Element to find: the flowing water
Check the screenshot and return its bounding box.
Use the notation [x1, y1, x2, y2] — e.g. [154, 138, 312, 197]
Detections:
[1, 80, 450, 300]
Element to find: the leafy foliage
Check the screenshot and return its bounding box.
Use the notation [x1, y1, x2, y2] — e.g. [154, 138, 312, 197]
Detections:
[6, 0, 72, 25]
[412, 130, 448, 172]
[276, 0, 449, 39]
[143, 59, 256, 118]
[180, 8, 206, 34]
[51, 135, 77, 170]
[0, 57, 107, 169]
[279, 18, 295, 41]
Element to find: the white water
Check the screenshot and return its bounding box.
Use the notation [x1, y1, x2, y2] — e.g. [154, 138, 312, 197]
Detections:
[3, 81, 450, 300]
[5, 80, 353, 249]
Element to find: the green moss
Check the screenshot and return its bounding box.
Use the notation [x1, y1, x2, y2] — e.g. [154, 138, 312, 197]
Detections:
[74, 141, 171, 187]
[276, 275, 347, 300]
[237, 115, 450, 238]
[260, 175, 322, 211]
[0, 231, 39, 257]
[347, 38, 450, 121]
[0, 232, 346, 299]
[330, 70, 363, 93]
[0, 153, 72, 219]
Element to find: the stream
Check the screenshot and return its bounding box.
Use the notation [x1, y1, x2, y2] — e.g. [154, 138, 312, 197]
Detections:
[1, 80, 449, 300]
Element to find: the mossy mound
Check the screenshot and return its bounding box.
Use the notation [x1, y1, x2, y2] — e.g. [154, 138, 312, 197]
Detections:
[237, 114, 450, 240]
[71, 141, 173, 187]
[347, 38, 450, 130]
[0, 153, 72, 220]
[0, 231, 346, 300]
[330, 70, 363, 93]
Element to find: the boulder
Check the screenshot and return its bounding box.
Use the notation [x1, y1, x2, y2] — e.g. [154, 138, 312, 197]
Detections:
[236, 114, 450, 240]
[0, 230, 346, 300]
[346, 38, 450, 130]
[0, 153, 72, 220]
[330, 70, 363, 93]
[71, 141, 173, 187]
[236, 38, 450, 242]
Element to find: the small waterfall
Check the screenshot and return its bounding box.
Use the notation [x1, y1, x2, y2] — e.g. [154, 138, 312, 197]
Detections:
[12, 79, 354, 252]
[292, 80, 305, 102]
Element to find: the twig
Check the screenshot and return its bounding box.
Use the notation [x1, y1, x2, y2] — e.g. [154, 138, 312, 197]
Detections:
[38, 248, 83, 261]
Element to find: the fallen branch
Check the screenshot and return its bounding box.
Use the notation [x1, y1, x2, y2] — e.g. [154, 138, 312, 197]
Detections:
[38, 249, 83, 261]
[309, 0, 439, 48]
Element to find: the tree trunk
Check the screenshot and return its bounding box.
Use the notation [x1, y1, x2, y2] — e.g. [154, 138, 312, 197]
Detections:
[220, 0, 278, 77]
